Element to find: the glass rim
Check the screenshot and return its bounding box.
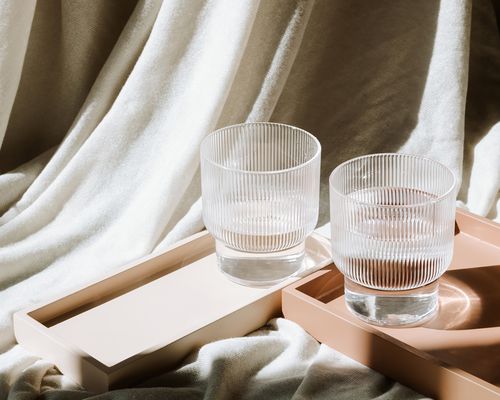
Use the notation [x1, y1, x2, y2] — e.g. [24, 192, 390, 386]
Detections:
[200, 122, 321, 175]
[329, 153, 457, 208]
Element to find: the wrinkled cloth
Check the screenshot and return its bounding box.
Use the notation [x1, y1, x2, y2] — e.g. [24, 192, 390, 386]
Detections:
[2, 319, 428, 400]
[0, 0, 498, 399]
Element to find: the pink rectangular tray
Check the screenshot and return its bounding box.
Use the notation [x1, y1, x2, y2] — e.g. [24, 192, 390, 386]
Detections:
[14, 231, 331, 393]
[283, 209, 500, 400]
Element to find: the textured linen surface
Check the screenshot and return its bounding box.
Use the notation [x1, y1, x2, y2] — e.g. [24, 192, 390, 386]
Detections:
[0, 0, 498, 399]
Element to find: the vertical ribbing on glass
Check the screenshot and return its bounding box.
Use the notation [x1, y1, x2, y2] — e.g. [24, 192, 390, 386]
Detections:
[329, 153, 456, 291]
[200, 122, 321, 253]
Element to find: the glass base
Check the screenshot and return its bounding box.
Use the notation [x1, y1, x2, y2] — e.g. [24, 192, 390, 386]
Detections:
[344, 278, 439, 327]
[216, 240, 305, 287]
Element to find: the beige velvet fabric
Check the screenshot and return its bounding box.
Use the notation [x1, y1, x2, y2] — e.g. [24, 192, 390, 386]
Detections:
[0, 0, 498, 398]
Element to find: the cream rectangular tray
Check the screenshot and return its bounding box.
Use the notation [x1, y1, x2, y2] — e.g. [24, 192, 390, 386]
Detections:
[283, 209, 500, 400]
[14, 232, 331, 393]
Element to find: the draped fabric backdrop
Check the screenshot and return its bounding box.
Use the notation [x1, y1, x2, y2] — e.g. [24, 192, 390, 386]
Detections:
[0, 0, 498, 399]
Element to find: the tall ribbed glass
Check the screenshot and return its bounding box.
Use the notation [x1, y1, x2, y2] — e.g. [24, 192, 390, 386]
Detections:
[201, 122, 321, 286]
[329, 153, 456, 326]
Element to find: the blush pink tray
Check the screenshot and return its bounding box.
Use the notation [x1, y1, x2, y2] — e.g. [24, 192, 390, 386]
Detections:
[283, 209, 500, 400]
[14, 232, 332, 393]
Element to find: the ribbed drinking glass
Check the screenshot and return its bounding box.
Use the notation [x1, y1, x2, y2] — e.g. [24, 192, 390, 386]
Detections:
[329, 153, 456, 326]
[200, 122, 321, 286]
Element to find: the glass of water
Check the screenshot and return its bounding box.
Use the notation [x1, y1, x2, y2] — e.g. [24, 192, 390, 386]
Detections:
[329, 153, 456, 326]
[200, 122, 321, 286]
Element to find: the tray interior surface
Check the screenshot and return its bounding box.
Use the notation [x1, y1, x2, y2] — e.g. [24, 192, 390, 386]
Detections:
[27, 233, 331, 368]
[295, 217, 500, 388]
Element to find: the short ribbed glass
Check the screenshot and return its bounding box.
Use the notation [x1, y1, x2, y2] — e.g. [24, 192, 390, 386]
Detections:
[329, 153, 456, 326]
[200, 122, 321, 286]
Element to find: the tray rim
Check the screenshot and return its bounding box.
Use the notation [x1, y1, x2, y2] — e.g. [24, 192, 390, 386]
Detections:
[14, 231, 333, 374]
[19, 230, 211, 320]
[14, 230, 212, 376]
[282, 208, 500, 398]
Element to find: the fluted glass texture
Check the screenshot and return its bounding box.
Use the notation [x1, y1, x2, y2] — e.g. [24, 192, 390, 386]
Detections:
[330, 154, 456, 291]
[201, 123, 320, 253]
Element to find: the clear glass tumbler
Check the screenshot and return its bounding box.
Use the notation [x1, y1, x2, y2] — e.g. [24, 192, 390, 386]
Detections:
[329, 153, 456, 326]
[200, 122, 321, 286]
